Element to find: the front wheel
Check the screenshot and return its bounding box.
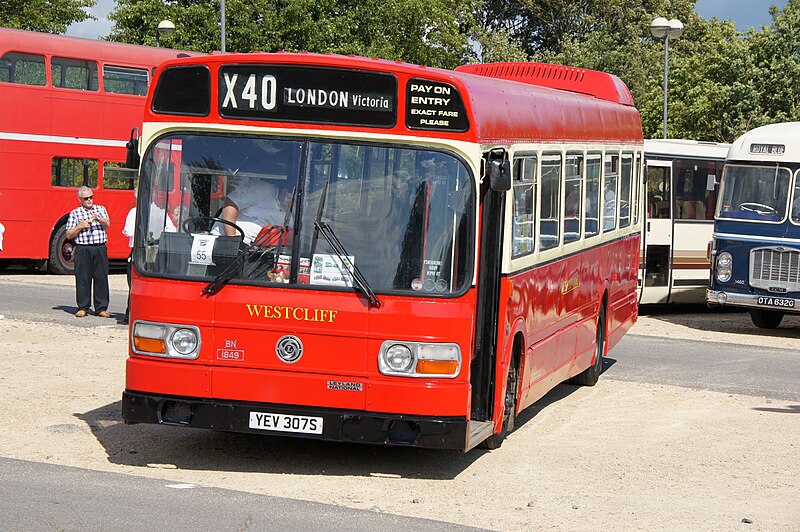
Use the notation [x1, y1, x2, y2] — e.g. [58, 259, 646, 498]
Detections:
[481, 363, 519, 450]
[749, 308, 784, 329]
[569, 304, 606, 386]
[48, 224, 75, 275]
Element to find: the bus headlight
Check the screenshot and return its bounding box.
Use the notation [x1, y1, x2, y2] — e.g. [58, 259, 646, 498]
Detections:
[384, 344, 414, 372]
[170, 328, 199, 355]
[378, 341, 461, 378]
[132, 321, 201, 359]
[716, 252, 733, 283]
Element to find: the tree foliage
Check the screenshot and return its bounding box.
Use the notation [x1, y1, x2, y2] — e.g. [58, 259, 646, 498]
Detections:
[101, 0, 800, 143]
[108, 0, 478, 69]
[0, 0, 95, 33]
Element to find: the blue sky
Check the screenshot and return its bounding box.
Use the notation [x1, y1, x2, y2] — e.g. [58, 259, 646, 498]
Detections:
[65, 0, 790, 40]
[695, 0, 788, 29]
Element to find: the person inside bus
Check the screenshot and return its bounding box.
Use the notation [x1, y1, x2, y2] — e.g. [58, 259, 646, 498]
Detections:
[65, 186, 111, 318]
[218, 178, 292, 245]
[603, 182, 616, 231]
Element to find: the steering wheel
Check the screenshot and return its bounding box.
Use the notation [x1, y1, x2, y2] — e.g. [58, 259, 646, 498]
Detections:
[739, 202, 776, 215]
[182, 216, 244, 237]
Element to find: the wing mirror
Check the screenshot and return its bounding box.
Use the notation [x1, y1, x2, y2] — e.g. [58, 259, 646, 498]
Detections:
[488, 158, 511, 191]
[125, 128, 140, 169]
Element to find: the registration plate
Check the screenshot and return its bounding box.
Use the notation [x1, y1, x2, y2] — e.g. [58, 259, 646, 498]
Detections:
[248, 412, 323, 434]
[757, 296, 795, 309]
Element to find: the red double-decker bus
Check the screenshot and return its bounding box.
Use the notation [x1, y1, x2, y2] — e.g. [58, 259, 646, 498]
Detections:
[122, 53, 643, 450]
[0, 28, 194, 273]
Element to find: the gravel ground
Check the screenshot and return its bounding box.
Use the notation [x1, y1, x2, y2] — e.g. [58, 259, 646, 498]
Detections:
[0, 274, 798, 530]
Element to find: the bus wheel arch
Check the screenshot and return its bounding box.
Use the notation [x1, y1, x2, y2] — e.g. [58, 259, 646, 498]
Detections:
[570, 292, 607, 386]
[48, 222, 75, 275]
[749, 308, 784, 329]
[481, 333, 523, 450]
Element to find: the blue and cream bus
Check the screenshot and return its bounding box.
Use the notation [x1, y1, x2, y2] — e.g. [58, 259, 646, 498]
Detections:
[707, 122, 800, 328]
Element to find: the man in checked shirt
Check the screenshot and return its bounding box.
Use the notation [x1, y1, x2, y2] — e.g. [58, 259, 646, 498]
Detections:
[66, 186, 111, 318]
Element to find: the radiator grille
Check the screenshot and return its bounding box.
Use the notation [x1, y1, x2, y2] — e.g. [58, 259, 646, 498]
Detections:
[750, 247, 800, 291]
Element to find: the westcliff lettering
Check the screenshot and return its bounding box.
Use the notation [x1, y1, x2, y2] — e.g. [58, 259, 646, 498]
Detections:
[246, 304, 338, 323]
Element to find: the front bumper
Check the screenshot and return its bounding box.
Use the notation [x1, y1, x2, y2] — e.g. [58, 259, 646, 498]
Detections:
[706, 289, 800, 312]
[122, 390, 470, 450]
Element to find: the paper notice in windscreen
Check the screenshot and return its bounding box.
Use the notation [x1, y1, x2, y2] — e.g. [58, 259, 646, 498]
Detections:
[310, 253, 354, 287]
[190, 234, 218, 265]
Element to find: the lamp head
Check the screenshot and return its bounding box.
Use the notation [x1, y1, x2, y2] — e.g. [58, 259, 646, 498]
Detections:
[667, 19, 684, 39]
[157, 20, 176, 36]
[650, 17, 670, 39]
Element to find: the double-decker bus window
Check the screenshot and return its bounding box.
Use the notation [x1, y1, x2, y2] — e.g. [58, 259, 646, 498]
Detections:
[0, 52, 46, 85]
[539, 153, 562, 250]
[51, 57, 98, 91]
[103, 65, 148, 95]
[51, 157, 98, 188]
[619, 153, 633, 228]
[564, 153, 583, 243]
[584, 153, 602, 237]
[512, 155, 537, 258]
[103, 161, 138, 189]
[603, 153, 619, 231]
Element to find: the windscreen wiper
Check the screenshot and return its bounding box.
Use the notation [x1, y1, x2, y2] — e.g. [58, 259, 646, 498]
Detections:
[201, 228, 283, 296]
[314, 221, 381, 308]
[202, 187, 297, 296]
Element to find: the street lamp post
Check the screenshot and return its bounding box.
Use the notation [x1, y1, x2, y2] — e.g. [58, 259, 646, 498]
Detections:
[220, 0, 226, 53]
[650, 17, 684, 139]
[156, 19, 175, 48]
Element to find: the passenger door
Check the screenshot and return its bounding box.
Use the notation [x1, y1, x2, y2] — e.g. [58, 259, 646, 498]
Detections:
[640, 160, 672, 304]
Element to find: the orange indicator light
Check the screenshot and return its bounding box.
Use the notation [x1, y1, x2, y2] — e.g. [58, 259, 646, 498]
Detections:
[416, 360, 458, 375]
[134, 337, 167, 354]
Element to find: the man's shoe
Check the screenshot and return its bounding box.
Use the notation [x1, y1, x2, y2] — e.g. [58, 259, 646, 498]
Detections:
[97, 311, 111, 318]
[75, 309, 87, 318]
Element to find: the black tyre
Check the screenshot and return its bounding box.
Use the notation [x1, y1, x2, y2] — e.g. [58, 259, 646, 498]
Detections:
[48, 224, 75, 275]
[749, 308, 784, 329]
[481, 362, 519, 450]
[569, 303, 606, 386]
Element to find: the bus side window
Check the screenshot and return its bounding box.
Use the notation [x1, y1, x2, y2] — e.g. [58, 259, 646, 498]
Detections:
[0, 52, 46, 86]
[564, 153, 583, 243]
[619, 153, 633, 228]
[540, 153, 562, 250]
[511, 155, 537, 258]
[584, 153, 602, 237]
[603, 153, 619, 231]
[52, 57, 99, 91]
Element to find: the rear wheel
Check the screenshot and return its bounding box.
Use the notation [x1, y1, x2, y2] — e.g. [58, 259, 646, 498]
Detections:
[749, 308, 784, 329]
[481, 362, 519, 450]
[48, 224, 75, 275]
[570, 303, 606, 386]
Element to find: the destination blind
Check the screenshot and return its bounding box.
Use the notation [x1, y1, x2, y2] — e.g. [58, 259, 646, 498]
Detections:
[218, 65, 397, 127]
